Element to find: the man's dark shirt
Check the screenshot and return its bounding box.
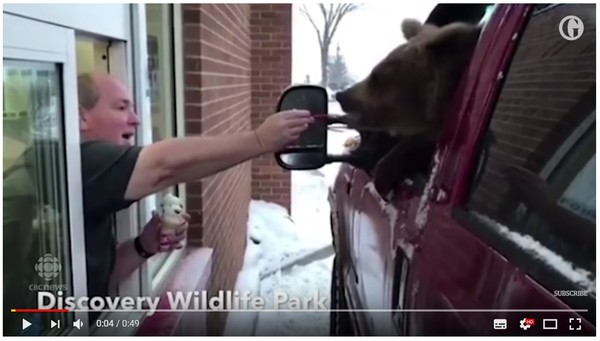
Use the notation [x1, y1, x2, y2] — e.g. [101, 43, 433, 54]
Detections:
[80, 140, 142, 300]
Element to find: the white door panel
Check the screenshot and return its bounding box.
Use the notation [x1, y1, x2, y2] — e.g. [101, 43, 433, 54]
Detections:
[3, 13, 88, 336]
[4, 4, 130, 40]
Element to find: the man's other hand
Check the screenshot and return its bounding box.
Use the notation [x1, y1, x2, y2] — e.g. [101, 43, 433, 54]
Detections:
[140, 211, 190, 254]
[254, 109, 314, 152]
[159, 212, 189, 252]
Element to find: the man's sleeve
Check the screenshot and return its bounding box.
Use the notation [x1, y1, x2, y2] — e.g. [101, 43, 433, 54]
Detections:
[80, 141, 144, 217]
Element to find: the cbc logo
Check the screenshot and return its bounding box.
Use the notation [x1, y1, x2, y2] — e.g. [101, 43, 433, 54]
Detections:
[35, 254, 62, 281]
[559, 15, 584, 41]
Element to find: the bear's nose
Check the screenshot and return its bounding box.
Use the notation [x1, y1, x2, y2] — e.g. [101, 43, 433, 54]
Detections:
[335, 91, 347, 103]
[174, 209, 181, 215]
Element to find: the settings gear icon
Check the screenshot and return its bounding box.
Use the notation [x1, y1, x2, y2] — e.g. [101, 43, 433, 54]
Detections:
[520, 318, 534, 330]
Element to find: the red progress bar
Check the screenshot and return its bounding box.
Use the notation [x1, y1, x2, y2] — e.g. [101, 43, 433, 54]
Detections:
[11, 309, 69, 313]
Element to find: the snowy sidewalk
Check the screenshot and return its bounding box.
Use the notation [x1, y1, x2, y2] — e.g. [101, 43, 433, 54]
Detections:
[254, 255, 334, 336]
[224, 199, 334, 336]
[225, 112, 358, 336]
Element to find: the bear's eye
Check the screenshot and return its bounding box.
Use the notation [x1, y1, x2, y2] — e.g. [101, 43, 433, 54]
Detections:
[369, 61, 394, 87]
[369, 71, 385, 88]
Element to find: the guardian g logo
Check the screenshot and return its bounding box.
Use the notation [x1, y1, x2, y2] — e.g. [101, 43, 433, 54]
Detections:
[35, 254, 62, 281]
[559, 15, 584, 41]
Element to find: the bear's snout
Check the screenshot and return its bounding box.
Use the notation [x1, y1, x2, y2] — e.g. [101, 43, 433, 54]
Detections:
[335, 89, 361, 112]
[335, 90, 348, 104]
[335, 88, 365, 127]
[335, 89, 360, 107]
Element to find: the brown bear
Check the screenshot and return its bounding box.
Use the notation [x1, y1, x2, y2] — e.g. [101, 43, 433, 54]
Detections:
[335, 18, 481, 196]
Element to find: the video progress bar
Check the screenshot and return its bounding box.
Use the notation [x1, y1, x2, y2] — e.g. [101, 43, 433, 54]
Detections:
[12, 309, 588, 313]
[11, 309, 69, 313]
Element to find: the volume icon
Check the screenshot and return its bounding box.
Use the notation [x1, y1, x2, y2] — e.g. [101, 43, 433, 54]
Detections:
[73, 319, 83, 330]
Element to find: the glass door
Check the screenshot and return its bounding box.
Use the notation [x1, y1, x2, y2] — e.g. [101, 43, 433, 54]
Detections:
[3, 13, 88, 336]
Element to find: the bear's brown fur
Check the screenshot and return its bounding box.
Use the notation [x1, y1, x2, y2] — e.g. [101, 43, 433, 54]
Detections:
[336, 18, 481, 196]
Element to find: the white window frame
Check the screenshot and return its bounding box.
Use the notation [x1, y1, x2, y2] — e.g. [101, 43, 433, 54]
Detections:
[109, 37, 143, 299]
[5, 4, 187, 335]
[3, 12, 89, 336]
[91, 5, 151, 336]
[4, 4, 165, 336]
[539, 110, 595, 179]
[133, 4, 188, 298]
[3, 4, 131, 40]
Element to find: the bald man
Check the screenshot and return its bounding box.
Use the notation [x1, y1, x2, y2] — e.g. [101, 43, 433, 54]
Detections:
[3, 72, 312, 333]
[4, 71, 312, 335]
[76, 72, 313, 300]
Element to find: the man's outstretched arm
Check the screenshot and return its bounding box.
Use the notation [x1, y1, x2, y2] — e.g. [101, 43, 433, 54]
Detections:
[124, 110, 313, 201]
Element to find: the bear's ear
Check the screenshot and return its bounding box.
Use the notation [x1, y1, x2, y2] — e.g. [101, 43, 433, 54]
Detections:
[424, 22, 481, 55]
[401, 18, 423, 40]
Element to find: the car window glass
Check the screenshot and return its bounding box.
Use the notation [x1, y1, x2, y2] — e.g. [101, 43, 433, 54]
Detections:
[464, 4, 595, 295]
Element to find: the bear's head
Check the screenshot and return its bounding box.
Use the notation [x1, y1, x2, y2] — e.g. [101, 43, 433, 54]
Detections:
[335, 18, 481, 137]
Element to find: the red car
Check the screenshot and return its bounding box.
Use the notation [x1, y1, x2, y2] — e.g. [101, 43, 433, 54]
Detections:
[275, 3, 595, 336]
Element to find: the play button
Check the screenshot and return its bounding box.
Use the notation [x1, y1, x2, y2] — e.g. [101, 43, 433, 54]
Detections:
[22, 319, 31, 330]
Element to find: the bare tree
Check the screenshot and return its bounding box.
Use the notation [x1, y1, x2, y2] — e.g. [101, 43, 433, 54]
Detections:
[300, 3, 361, 87]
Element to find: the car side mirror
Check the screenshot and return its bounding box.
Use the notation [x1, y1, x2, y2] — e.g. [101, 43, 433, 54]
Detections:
[274, 84, 329, 170]
[273, 84, 359, 170]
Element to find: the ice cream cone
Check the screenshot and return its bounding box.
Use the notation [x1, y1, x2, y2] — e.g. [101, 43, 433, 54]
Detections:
[160, 193, 185, 240]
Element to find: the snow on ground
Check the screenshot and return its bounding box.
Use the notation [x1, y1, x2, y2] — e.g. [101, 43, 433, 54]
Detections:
[229, 102, 358, 335]
[254, 255, 334, 336]
[233, 199, 334, 335]
[246, 200, 316, 276]
[290, 102, 359, 250]
[260, 102, 357, 335]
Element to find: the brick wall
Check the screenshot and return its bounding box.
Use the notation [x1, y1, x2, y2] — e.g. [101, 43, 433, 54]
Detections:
[250, 4, 293, 210]
[181, 3, 292, 335]
[182, 4, 252, 335]
[469, 4, 595, 218]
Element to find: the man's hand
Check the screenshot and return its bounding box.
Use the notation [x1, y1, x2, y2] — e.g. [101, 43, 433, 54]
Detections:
[253, 109, 314, 152]
[139, 211, 190, 254]
[109, 211, 189, 292]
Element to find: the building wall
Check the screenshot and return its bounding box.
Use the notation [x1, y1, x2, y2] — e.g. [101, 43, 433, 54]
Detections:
[182, 3, 292, 335]
[250, 4, 293, 210]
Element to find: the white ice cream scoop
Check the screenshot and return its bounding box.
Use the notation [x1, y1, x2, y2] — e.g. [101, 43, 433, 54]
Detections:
[160, 193, 185, 235]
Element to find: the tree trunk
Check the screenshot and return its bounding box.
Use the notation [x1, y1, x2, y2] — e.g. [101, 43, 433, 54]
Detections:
[320, 46, 328, 87]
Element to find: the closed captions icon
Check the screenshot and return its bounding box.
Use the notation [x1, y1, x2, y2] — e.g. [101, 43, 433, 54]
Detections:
[494, 319, 507, 330]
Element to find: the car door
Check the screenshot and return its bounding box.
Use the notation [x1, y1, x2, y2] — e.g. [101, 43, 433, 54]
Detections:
[339, 166, 367, 334]
[405, 3, 596, 336]
[348, 166, 414, 336]
[396, 3, 526, 335]
[330, 163, 362, 321]
[373, 4, 524, 335]
[451, 3, 596, 335]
